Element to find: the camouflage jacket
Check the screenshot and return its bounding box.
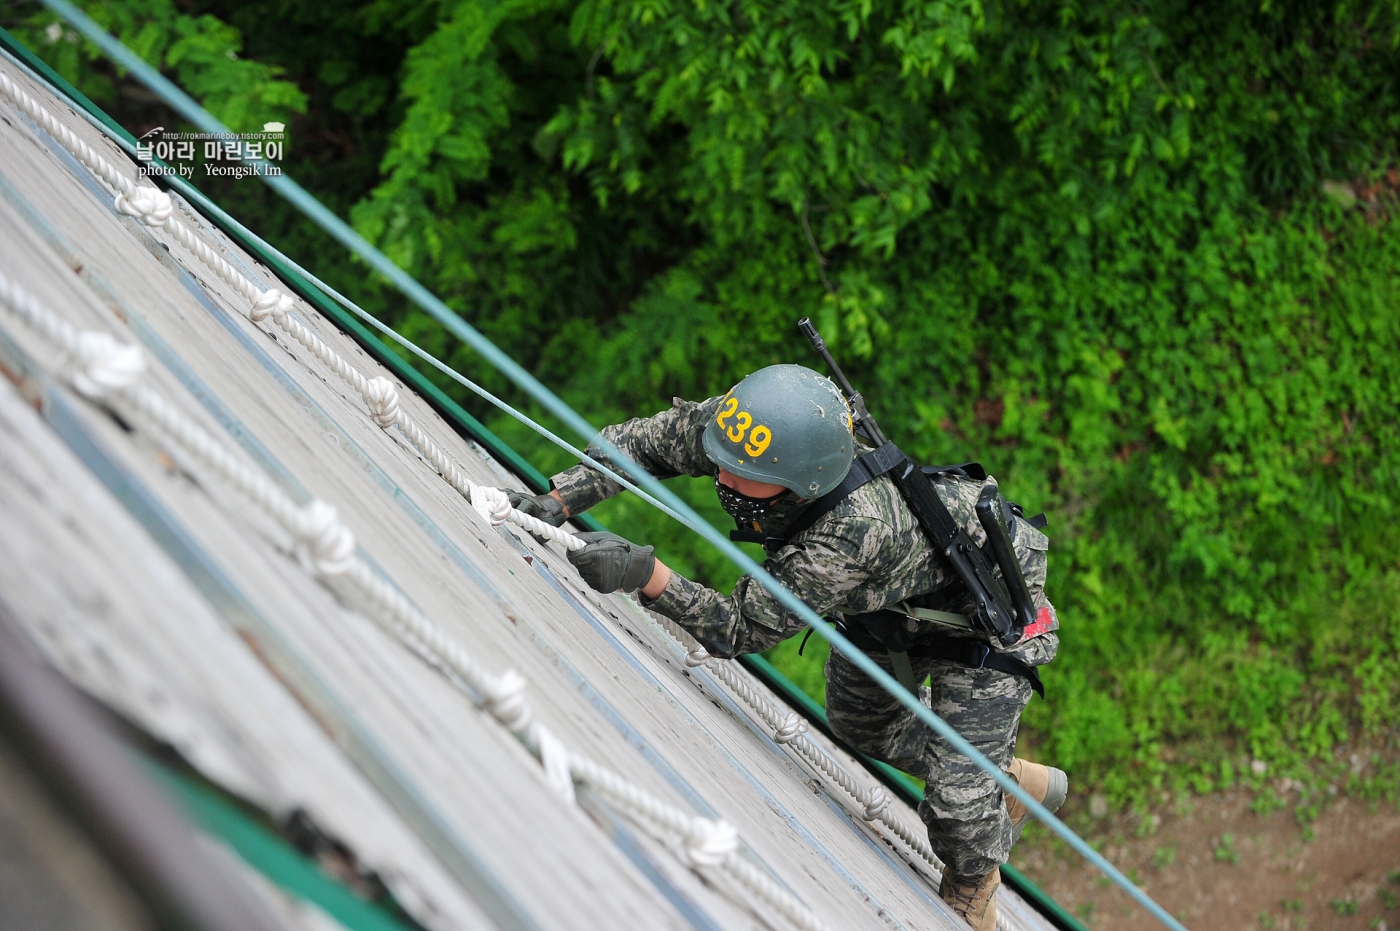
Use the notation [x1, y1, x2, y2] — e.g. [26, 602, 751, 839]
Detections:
[551, 396, 1059, 665]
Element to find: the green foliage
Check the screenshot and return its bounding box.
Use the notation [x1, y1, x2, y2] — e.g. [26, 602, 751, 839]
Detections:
[1151, 845, 1175, 869]
[11, 0, 305, 131]
[1213, 832, 1239, 865]
[17, 0, 1400, 804]
[764, 628, 831, 708]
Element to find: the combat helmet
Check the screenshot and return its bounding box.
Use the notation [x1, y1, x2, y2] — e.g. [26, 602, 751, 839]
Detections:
[702, 364, 855, 498]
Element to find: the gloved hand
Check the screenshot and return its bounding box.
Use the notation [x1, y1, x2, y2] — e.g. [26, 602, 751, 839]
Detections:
[567, 532, 656, 594]
[506, 489, 568, 544]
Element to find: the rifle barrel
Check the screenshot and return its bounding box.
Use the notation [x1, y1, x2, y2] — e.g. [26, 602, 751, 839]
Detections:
[797, 317, 852, 391]
[796, 317, 887, 446]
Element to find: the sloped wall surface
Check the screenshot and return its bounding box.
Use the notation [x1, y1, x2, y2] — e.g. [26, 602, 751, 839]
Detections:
[0, 58, 1051, 931]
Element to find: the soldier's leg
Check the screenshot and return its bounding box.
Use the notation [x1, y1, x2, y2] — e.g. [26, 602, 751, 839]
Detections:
[824, 647, 933, 776]
[919, 661, 1033, 878]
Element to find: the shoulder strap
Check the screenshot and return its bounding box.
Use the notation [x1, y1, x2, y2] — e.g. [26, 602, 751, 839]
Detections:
[729, 445, 905, 552]
[922, 463, 1048, 531]
[921, 462, 987, 481]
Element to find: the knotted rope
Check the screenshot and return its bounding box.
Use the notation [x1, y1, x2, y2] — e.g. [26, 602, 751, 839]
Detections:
[61, 329, 146, 398]
[292, 499, 358, 576]
[655, 616, 928, 859]
[0, 267, 827, 931]
[114, 185, 173, 226]
[364, 376, 401, 429]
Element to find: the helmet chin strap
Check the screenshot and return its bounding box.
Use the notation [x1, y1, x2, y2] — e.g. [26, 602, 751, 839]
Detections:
[714, 477, 787, 524]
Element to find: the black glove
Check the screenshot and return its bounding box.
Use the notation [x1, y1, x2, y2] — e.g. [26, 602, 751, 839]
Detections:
[567, 532, 656, 594]
[506, 489, 568, 544]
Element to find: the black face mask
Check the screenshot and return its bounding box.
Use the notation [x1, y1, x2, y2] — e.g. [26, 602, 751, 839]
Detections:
[715, 477, 786, 525]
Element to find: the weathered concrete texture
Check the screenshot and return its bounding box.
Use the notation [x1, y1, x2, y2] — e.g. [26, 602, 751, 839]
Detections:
[0, 59, 1052, 931]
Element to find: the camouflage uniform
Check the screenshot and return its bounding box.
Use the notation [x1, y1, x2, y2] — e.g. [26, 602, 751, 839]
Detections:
[552, 395, 1059, 877]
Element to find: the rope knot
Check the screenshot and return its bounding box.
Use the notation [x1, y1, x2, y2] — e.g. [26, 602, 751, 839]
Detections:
[773, 712, 808, 745]
[861, 785, 891, 822]
[683, 648, 711, 668]
[482, 669, 531, 734]
[250, 288, 295, 323]
[61, 330, 146, 399]
[114, 186, 173, 227]
[470, 486, 513, 527]
[292, 499, 356, 576]
[684, 818, 738, 867]
[364, 377, 400, 429]
[532, 724, 576, 804]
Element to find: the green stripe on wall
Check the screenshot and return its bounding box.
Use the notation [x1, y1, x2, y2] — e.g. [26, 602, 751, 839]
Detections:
[142, 756, 420, 931]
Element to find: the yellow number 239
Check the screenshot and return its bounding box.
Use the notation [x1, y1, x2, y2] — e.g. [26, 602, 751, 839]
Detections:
[716, 397, 773, 458]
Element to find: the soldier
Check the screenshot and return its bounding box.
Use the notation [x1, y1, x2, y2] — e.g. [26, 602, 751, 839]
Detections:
[510, 364, 1066, 931]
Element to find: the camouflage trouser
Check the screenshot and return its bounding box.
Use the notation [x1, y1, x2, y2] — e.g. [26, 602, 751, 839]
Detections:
[825, 649, 1033, 877]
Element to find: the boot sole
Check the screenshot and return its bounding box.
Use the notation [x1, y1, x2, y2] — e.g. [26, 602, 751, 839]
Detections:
[1043, 766, 1068, 813]
[1012, 767, 1068, 842]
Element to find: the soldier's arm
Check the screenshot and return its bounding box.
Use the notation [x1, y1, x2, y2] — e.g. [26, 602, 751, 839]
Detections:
[549, 396, 725, 515]
[639, 515, 879, 658]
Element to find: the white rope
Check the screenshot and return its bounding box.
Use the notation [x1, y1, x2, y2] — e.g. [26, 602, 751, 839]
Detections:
[364, 376, 401, 429]
[533, 724, 576, 804]
[656, 616, 938, 864]
[291, 499, 358, 577]
[0, 266, 359, 580]
[5, 66, 583, 557]
[0, 70, 135, 199]
[0, 70, 965, 925]
[0, 266, 828, 931]
[648, 618, 962, 904]
[61, 329, 147, 398]
[114, 185, 173, 226]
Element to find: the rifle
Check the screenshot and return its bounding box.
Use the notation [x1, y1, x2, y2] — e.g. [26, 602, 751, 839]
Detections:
[797, 318, 1035, 646]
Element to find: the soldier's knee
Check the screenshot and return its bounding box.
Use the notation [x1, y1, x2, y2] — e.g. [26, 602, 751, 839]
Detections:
[923, 769, 1006, 825]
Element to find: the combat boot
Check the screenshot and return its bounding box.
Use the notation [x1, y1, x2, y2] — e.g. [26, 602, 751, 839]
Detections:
[939, 867, 1000, 931]
[1005, 757, 1068, 842]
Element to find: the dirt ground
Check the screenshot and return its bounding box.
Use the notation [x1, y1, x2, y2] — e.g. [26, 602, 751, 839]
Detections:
[1011, 789, 1400, 931]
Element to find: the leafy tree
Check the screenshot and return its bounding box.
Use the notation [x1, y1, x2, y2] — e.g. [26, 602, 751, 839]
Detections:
[9, 0, 305, 129]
